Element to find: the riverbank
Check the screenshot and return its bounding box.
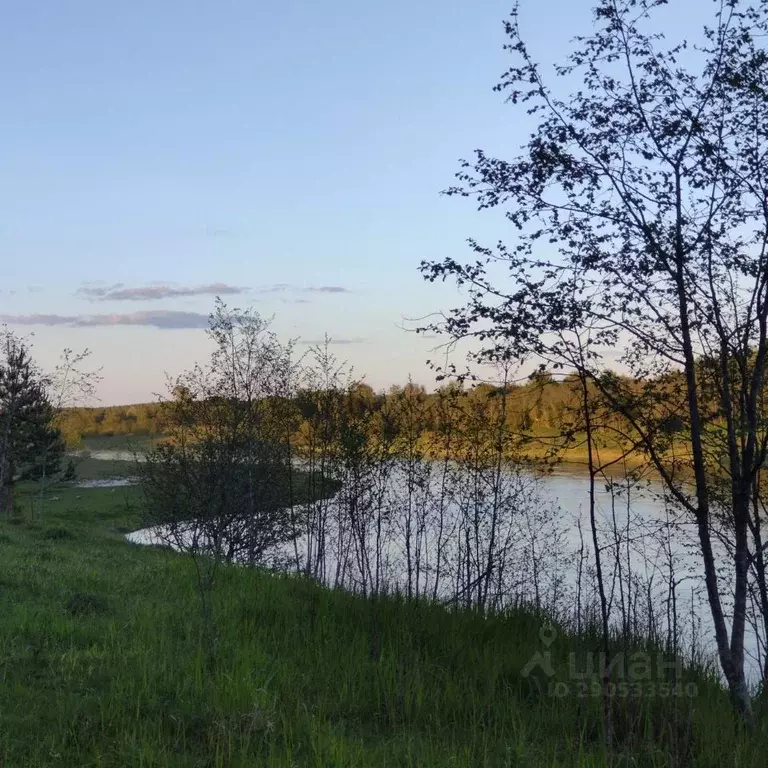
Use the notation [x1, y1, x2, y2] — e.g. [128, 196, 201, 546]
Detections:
[0, 465, 765, 765]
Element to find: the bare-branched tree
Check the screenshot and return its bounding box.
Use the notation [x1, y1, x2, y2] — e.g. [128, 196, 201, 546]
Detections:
[139, 300, 300, 670]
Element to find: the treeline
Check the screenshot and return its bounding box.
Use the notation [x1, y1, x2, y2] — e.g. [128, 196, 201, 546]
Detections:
[59, 402, 164, 444]
[60, 371, 640, 461]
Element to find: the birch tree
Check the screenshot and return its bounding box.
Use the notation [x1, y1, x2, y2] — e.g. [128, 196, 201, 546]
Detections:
[421, 0, 768, 721]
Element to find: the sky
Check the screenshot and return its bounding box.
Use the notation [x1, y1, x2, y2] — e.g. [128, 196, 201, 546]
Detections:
[0, 0, 702, 405]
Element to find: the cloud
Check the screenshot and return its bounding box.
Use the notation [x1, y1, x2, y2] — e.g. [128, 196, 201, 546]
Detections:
[77, 282, 248, 301]
[0, 311, 210, 330]
[299, 337, 367, 346]
[304, 286, 351, 294]
[255, 284, 352, 295]
[256, 283, 293, 294]
[76, 282, 125, 299]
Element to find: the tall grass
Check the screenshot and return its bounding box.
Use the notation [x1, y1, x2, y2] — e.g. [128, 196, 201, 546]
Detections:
[0, 483, 765, 766]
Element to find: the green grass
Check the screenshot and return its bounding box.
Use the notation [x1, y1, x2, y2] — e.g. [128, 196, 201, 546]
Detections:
[0, 482, 766, 766]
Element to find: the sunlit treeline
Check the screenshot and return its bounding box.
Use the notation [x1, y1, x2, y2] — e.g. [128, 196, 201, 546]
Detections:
[59, 370, 647, 462]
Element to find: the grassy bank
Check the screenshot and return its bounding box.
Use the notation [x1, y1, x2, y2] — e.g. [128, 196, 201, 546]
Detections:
[0, 473, 765, 765]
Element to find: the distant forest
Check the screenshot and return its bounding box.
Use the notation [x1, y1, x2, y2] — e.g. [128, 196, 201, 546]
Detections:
[58, 367, 697, 469]
[59, 375, 582, 440]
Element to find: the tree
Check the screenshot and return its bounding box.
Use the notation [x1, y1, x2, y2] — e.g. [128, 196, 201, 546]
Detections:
[39, 348, 101, 503]
[421, 0, 768, 721]
[0, 333, 63, 514]
[139, 300, 300, 671]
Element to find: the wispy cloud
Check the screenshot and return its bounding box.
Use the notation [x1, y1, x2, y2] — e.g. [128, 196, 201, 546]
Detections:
[77, 282, 248, 301]
[255, 284, 352, 295]
[299, 337, 367, 346]
[255, 283, 293, 294]
[0, 311, 209, 330]
[305, 285, 351, 294]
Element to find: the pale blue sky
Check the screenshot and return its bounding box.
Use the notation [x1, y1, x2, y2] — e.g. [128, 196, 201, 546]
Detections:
[1, 0, 697, 404]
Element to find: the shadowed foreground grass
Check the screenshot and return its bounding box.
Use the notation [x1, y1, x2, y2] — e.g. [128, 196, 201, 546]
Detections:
[1, 480, 767, 766]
